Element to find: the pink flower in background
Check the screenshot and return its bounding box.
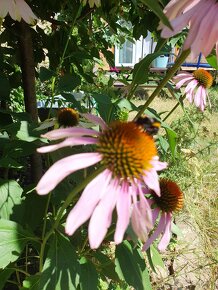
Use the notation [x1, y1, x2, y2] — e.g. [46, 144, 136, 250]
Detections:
[174, 69, 213, 111]
[143, 179, 183, 252]
[0, 0, 37, 24]
[159, 0, 218, 59]
[36, 114, 167, 249]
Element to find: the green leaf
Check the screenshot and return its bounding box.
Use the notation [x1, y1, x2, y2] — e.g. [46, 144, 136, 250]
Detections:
[0, 268, 14, 290]
[115, 241, 151, 290]
[39, 67, 56, 82]
[171, 222, 183, 237]
[206, 53, 218, 70]
[94, 252, 120, 282]
[0, 179, 24, 222]
[164, 127, 177, 157]
[140, 0, 172, 29]
[0, 157, 23, 169]
[147, 245, 165, 271]
[16, 121, 39, 142]
[158, 135, 169, 153]
[58, 73, 81, 92]
[132, 52, 168, 85]
[79, 258, 98, 290]
[0, 219, 35, 269]
[21, 274, 40, 290]
[0, 77, 10, 100]
[39, 234, 80, 290]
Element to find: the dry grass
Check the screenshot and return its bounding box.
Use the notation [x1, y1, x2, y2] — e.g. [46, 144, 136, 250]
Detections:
[130, 93, 218, 289]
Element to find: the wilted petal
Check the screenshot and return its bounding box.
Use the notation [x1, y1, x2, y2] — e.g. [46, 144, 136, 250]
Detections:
[36, 152, 102, 195]
[65, 169, 111, 236]
[88, 181, 118, 249]
[37, 137, 97, 153]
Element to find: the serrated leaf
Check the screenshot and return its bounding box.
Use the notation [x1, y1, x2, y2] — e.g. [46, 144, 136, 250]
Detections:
[39, 234, 80, 290]
[79, 258, 98, 290]
[0, 179, 24, 221]
[58, 73, 81, 92]
[0, 219, 35, 269]
[39, 67, 56, 82]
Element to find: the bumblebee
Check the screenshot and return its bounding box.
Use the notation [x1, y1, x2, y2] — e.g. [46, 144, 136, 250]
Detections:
[135, 115, 161, 136]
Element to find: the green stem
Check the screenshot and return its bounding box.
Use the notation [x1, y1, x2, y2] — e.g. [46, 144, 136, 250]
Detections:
[134, 49, 190, 120]
[41, 192, 52, 240]
[163, 94, 186, 122]
[39, 165, 105, 272]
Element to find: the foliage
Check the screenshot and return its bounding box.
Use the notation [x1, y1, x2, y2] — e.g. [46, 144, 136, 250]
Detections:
[0, 0, 217, 289]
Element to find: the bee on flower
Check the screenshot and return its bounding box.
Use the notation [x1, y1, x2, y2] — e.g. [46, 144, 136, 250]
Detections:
[36, 114, 167, 249]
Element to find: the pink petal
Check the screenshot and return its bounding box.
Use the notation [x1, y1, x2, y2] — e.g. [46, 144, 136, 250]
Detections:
[151, 156, 168, 171]
[88, 181, 118, 249]
[36, 152, 102, 195]
[81, 113, 107, 130]
[185, 79, 198, 93]
[175, 76, 194, 89]
[37, 137, 97, 153]
[114, 183, 131, 244]
[142, 213, 166, 251]
[194, 86, 203, 108]
[16, 0, 37, 24]
[65, 169, 111, 236]
[143, 169, 160, 196]
[158, 213, 172, 251]
[41, 127, 100, 140]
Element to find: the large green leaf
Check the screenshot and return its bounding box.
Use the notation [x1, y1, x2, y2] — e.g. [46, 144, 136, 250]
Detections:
[0, 179, 24, 222]
[115, 241, 151, 290]
[147, 245, 165, 272]
[39, 234, 80, 290]
[132, 52, 168, 85]
[0, 219, 35, 269]
[39, 67, 56, 82]
[164, 126, 177, 157]
[140, 0, 172, 29]
[79, 258, 98, 290]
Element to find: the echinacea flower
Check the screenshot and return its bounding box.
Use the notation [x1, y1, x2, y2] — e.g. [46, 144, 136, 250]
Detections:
[143, 179, 183, 252]
[36, 114, 167, 249]
[0, 0, 37, 24]
[174, 69, 213, 111]
[159, 0, 218, 59]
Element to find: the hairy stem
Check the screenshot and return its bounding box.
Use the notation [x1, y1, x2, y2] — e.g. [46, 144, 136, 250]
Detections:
[134, 49, 190, 120]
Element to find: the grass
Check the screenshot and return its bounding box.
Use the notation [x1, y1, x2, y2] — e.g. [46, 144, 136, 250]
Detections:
[130, 89, 218, 289]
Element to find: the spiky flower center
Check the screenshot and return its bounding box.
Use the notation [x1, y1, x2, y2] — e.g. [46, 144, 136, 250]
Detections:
[193, 69, 213, 89]
[57, 108, 79, 127]
[97, 121, 157, 180]
[154, 179, 183, 213]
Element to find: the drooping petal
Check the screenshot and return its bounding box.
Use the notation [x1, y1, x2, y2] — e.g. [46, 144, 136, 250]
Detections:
[143, 169, 160, 196]
[88, 181, 118, 249]
[36, 152, 102, 195]
[37, 137, 97, 153]
[81, 113, 107, 130]
[194, 86, 202, 108]
[41, 127, 100, 140]
[16, 0, 37, 24]
[175, 76, 194, 89]
[114, 183, 131, 244]
[65, 169, 111, 236]
[158, 213, 172, 251]
[142, 213, 166, 251]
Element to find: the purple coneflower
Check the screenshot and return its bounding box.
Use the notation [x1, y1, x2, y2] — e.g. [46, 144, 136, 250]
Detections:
[0, 0, 37, 24]
[36, 114, 167, 249]
[143, 179, 183, 252]
[174, 69, 213, 111]
[159, 0, 218, 59]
